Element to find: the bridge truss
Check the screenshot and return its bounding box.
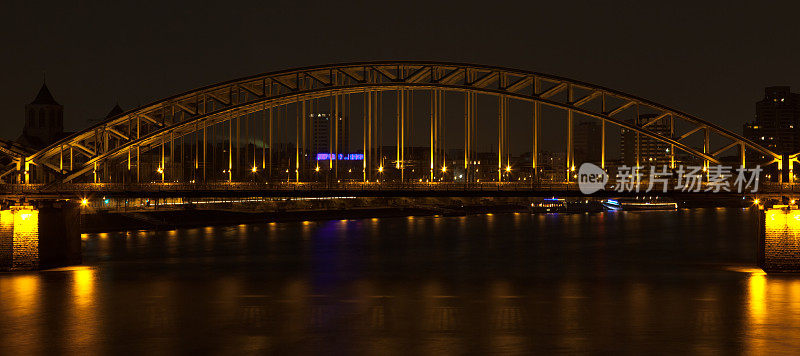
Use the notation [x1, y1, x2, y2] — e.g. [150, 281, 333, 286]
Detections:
[4, 61, 786, 188]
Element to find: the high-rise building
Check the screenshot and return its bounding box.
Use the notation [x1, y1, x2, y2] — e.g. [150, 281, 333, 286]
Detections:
[311, 113, 348, 157]
[743, 86, 800, 158]
[18, 82, 64, 149]
[620, 114, 670, 167]
[573, 121, 602, 165]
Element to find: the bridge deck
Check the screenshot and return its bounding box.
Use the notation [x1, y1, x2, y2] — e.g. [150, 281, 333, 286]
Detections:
[0, 182, 794, 199]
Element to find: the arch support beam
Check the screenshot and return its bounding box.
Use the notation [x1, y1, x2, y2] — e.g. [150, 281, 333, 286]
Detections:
[20, 61, 779, 184]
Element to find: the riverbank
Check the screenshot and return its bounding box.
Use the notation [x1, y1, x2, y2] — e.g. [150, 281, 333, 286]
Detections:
[79, 194, 753, 233]
[80, 203, 528, 233]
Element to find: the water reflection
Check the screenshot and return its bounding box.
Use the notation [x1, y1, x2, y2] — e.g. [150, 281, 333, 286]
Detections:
[2, 209, 800, 353]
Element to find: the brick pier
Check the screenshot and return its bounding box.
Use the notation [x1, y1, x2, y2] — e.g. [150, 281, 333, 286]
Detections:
[0, 202, 80, 271]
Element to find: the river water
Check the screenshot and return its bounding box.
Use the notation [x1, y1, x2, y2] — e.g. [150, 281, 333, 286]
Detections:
[1, 208, 798, 354]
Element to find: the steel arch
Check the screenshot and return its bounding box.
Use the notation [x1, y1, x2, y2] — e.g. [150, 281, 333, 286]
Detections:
[22, 61, 780, 183]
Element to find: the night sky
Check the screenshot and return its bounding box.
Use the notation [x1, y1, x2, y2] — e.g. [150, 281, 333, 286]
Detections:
[3, 1, 799, 151]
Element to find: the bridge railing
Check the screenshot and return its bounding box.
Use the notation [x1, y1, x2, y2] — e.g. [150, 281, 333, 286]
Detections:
[1, 181, 581, 193]
[0, 181, 798, 196]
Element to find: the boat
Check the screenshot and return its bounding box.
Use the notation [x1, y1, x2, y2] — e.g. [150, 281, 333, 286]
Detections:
[531, 199, 606, 213]
[602, 199, 677, 211]
[530, 198, 567, 213]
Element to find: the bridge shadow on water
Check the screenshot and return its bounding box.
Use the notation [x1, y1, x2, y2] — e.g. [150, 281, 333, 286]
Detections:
[0, 208, 797, 354]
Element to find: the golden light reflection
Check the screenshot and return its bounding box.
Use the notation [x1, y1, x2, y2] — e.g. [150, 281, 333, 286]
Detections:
[301, 220, 312, 240]
[10, 275, 39, 316]
[746, 271, 768, 354]
[747, 272, 766, 321]
[1, 274, 41, 354]
[72, 267, 96, 307]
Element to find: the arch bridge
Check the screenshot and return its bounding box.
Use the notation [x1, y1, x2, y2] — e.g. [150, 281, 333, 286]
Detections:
[0, 61, 793, 196]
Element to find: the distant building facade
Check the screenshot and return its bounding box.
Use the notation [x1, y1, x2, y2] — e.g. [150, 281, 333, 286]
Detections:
[743, 86, 800, 159]
[573, 121, 602, 165]
[18, 83, 64, 149]
[620, 114, 671, 167]
[311, 113, 348, 157]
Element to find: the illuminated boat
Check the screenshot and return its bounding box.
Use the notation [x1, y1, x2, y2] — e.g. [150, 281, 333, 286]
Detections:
[530, 198, 567, 213]
[601, 199, 622, 210]
[602, 199, 677, 211]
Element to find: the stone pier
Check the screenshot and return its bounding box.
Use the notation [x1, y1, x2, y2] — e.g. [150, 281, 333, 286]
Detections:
[0, 201, 80, 271]
[758, 206, 800, 272]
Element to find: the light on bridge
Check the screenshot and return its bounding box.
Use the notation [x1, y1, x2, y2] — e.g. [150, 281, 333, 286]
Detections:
[441, 165, 447, 173]
[156, 167, 164, 174]
[80, 198, 89, 207]
[315, 165, 320, 172]
[505, 165, 512, 173]
[251, 166, 258, 173]
[378, 166, 384, 173]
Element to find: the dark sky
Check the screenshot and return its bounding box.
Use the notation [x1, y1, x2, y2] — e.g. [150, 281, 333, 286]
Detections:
[2, 1, 799, 146]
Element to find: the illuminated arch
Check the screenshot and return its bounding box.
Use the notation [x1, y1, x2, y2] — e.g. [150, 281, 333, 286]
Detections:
[21, 61, 779, 183]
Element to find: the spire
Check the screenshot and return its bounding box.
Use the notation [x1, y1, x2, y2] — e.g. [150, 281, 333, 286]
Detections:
[29, 82, 59, 106]
[105, 103, 124, 119]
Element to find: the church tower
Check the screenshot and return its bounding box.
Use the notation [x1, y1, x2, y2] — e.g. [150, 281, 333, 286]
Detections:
[20, 82, 64, 149]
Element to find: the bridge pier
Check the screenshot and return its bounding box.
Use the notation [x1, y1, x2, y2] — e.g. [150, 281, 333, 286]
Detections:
[0, 201, 80, 271]
[758, 204, 800, 272]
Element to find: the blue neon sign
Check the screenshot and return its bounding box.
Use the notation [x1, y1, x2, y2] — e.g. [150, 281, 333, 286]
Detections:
[316, 153, 364, 161]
